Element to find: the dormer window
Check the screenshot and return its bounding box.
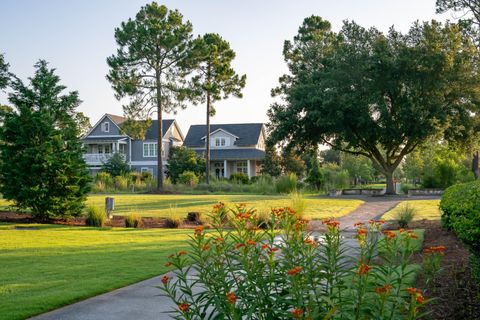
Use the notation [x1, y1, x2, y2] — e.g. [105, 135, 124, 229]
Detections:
[215, 138, 226, 147]
[102, 122, 110, 132]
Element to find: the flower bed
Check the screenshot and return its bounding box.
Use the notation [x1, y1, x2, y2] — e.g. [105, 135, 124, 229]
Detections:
[160, 203, 444, 319]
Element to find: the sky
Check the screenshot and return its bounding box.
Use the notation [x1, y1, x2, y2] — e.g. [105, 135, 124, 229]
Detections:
[0, 0, 450, 135]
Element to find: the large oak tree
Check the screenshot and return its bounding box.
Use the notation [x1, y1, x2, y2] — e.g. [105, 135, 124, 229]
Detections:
[268, 16, 480, 194]
[107, 2, 195, 191]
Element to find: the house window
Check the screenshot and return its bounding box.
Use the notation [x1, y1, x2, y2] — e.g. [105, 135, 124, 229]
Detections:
[141, 167, 153, 175]
[102, 122, 110, 132]
[97, 144, 111, 154]
[236, 161, 248, 174]
[215, 138, 226, 147]
[143, 143, 157, 157]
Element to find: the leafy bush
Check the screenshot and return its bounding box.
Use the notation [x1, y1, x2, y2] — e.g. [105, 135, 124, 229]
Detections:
[275, 173, 297, 194]
[161, 205, 435, 318]
[178, 171, 199, 187]
[125, 213, 143, 228]
[85, 206, 106, 227]
[394, 203, 416, 228]
[165, 217, 181, 228]
[95, 172, 113, 185]
[440, 180, 480, 249]
[229, 172, 249, 184]
[401, 183, 415, 195]
[101, 152, 130, 177]
[92, 180, 106, 193]
[167, 146, 205, 184]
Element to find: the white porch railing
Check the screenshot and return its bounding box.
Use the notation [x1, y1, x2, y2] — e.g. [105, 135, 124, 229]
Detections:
[83, 153, 125, 164]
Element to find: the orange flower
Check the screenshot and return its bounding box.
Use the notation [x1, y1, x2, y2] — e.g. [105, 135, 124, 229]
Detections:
[178, 250, 187, 256]
[247, 239, 257, 246]
[226, 291, 236, 304]
[407, 287, 419, 295]
[161, 275, 169, 284]
[407, 287, 424, 304]
[357, 263, 370, 276]
[261, 243, 269, 250]
[399, 228, 406, 233]
[178, 303, 189, 312]
[384, 230, 396, 240]
[357, 228, 367, 236]
[354, 222, 365, 228]
[374, 284, 392, 295]
[287, 266, 303, 276]
[416, 295, 425, 304]
[269, 247, 279, 254]
[287, 207, 297, 215]
[194, 226, 204, 236]
[235, 243, 246, 249]
[323, 220, 340, 230]
[291, 308, 304, 318]
[202, 244, 211, 251]
[215, 237, 224, 242]
[304, 238, 317, 247]
[408, 231, 418, 239]
[164, 262, 172, 267]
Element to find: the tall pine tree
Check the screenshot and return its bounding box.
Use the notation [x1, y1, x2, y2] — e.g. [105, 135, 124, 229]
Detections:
[0, 61, 91, 219]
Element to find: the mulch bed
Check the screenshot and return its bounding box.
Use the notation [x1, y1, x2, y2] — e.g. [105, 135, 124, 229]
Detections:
[0, 211, 200, 229]
[408, 220, 480, 320]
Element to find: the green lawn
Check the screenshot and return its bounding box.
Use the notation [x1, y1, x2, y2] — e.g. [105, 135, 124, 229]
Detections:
[0, 224, 192, 320]
[382, 200, 441, 221]
[0, 194, 363, 220]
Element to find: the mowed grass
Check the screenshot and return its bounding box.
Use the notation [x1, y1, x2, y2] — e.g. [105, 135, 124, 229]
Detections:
[0, 194, 364, 220]
[0, 224, 192, 320]
[382, 200, 441, 221]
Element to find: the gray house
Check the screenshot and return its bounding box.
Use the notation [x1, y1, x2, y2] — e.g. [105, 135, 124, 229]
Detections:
[82, 114, 184, 176]
[183, 123, 266, 179]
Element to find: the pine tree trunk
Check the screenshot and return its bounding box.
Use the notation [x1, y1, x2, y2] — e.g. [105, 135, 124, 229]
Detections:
[385, 170, 396, 195]
[156, 70, 163, 192]
[206, 92, 211, 184]
[473, 151, 479, 179]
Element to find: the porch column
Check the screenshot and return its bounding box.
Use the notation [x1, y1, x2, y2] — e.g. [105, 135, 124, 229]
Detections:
[224, 160, 228, 178]
[247, 159, 251, 178]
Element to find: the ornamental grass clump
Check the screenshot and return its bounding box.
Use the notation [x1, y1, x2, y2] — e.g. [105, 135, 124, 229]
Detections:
[161, 203, 438, 319]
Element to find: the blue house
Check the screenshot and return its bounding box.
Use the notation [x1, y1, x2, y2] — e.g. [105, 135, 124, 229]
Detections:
[82, 114, 184, 176]
[183, 123, 266, 179]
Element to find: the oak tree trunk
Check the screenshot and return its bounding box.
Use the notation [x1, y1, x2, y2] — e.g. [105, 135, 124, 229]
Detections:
[384, 169, 396, 195]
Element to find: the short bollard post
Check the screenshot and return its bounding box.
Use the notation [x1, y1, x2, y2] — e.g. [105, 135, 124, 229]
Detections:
[105, 197, 115, 219]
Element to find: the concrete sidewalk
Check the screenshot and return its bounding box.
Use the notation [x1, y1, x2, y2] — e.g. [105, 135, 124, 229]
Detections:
[30, 275, 176, 320]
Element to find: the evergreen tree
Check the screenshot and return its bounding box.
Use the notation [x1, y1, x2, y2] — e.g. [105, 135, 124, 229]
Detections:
[101, 153, 130, 177]
[166, 146, 205, 184]
[0, 54, 9, 90]
[107, 2, 196, 191]
[189, 33, 246, 184]
[0, 61, 91, 220]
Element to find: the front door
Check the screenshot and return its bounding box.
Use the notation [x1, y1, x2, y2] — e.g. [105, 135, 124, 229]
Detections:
[213, 162, 224, 179]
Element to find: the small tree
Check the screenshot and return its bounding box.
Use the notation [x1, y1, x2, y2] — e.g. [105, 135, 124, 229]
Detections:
[189, 33, 246, 184]
[306, 155, 324, 190]
[0, 61, 91, 219]
[262, 144, 282, 177]
[166, 146, 205, 184]
[107, 2, 196, 191]
[101, 152, 130, 177]
[282, 148, 306, 178]
[0, 53, 9, 90]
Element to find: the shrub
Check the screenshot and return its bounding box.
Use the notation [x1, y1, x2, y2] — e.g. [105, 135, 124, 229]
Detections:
[101, 152, 130, 177]
[85, 206, 106, 227]
[164, 217, 181, 228]
[125, 213, 143, 228]
[440, 180, 480, 249]
[141, 171, 153, 181]
[251, 175, 276, 194]
[394, 203, 416, 228]
[275, 173, 297, 194]
[401, 183, 415, 195]
[114, 175, 128, 190]
[178, 171, 199, 187]
[229, 172, 249, 184]
[92, 180, 106, 193]
[187, 212, 201, 223]
[95, 172, 113, 186]
[161, 205, 436, 319]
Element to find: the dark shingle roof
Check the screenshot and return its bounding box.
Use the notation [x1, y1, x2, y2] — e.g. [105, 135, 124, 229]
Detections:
[184, 123, 264, 147]
[144, 120, 175, 140]
[194, 149, 265, 160]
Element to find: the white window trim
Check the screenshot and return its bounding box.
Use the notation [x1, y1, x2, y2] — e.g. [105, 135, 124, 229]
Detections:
[141, 167, 153, 174]
[143, 142, 157, 158]
[102, 122, 110, 132]
[236, 161, 248, 174]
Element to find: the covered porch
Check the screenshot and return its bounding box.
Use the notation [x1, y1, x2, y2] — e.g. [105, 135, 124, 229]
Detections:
[82, 137, 129, 166]
[210, 159, 262, 179]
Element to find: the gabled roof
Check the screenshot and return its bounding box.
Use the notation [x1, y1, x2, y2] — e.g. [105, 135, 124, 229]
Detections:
[184, 123, 264, 147]
[106, 113, 127, 125]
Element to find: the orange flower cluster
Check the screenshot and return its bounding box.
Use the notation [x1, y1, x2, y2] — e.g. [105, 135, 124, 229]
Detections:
[247, 239, 257, 246]
[226, 291, 236, 304]
[164, 261, 172, 267]
[235, 243, 246, 249]
[424, 246, 446, 255]
[304, 238, 318, 248]
[294, 218, 310, 231]
[194, 226, 204, 236]
[161, 275, 169, 284]
[407, 287, 425, 304]
[287, 266, 303, 276]
[357, 263, 370, 276]
[357, 228, 367, 236]
[215, 237, 224, 243]
[354, 222, 365, 228]
[384, 230, 396, 240]
[178, 303, 189, 312]
[369, 219, 385, 225]
[374, 284, 392, 295]
[178, 250, 187, 256]
[202, 244, 211, 251]
[271, 207, 286, 217]
[407, 231, 418, 239]
[322, 219, 340, 230]
[291, 308, 304, 318]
